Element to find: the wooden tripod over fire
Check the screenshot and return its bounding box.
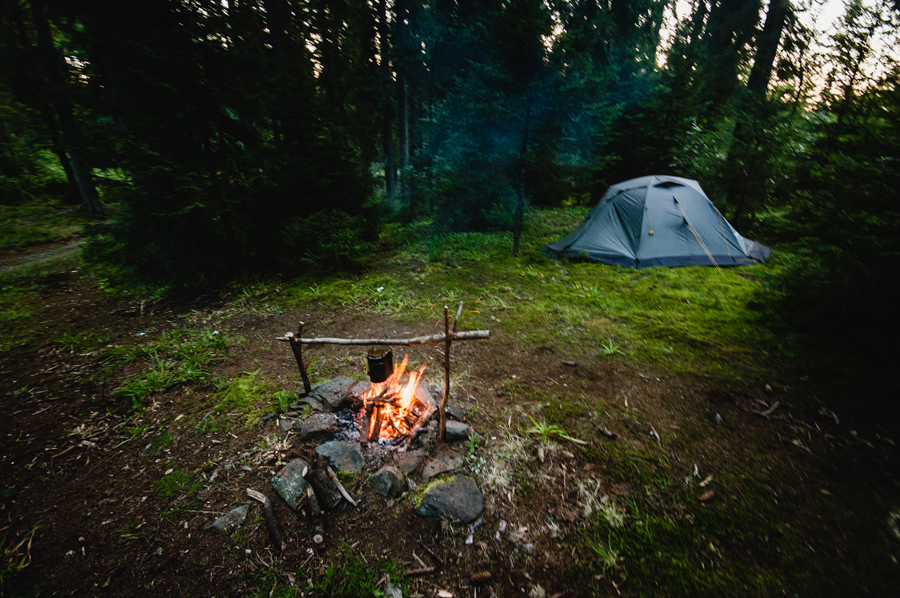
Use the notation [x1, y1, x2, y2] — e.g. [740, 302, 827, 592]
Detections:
[276, 303, 490, 441]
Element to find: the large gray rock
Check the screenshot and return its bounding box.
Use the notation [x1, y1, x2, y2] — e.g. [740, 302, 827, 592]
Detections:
[444, 421, 471, 442]
[307, 377, 358, 412]
[208, 503, 249, 532]
[368, 466, 405, 498]
[422, 452, 464, 481]
[271, 459, 311, 510]
[315, 441, 365, 474]
[298, 413, 339, 439]
[416, 475, 484, 524]
[394, 449, 427, 475]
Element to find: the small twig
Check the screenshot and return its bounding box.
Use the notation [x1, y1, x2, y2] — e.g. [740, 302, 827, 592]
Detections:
[452, 302, 464, 333]
[759, 401, 781, 417]
[404, 566, 435, 577]
[417, 538, 444, 567]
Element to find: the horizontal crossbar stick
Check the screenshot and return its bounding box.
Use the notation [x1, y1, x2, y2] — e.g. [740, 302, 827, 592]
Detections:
[276, 330, 490, 346]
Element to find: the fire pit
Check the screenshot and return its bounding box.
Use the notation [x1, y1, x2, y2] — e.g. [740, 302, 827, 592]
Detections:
[277, 303, 490, 442]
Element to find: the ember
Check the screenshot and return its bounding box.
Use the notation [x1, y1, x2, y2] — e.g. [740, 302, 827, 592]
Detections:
[358, 355, 436, 443]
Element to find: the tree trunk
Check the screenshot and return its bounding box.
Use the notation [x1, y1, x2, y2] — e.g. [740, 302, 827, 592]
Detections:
[723, 0, 791, 225]
[31, 0, 104, 213]
[398, 75, 409, 199]
[746, 0, 790, 97]
[378, 0, 396, 198]
[512, 106, 531, 257]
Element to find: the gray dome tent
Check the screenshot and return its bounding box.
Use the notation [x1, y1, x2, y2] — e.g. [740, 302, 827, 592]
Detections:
[545, 175, 770, 267]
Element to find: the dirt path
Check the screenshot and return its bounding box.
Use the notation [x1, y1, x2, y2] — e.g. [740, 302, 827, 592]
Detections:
[0, 239, 84, 274]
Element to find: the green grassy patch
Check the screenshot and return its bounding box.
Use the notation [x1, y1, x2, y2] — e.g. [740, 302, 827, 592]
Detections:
[197, 371, 277, 432]
[0, 200, 85, 252]
[105, 327, 228, 410]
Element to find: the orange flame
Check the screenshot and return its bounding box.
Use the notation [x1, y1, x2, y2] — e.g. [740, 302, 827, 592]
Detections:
[361, 354, 427, 440]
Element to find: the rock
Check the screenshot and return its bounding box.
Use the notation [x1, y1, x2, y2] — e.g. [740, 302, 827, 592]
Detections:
[384, 578, 403, 598]
[422, 453, 464, 481]
[308, 377, 358, 412]
[416, 475, 484, 524]
[280, 418, 295, 434]
[272, 459, 311, 510]
[368, 466, 405, 498]
[345, 380, 371, 402]
[444, 421, 471, 442]
[445, 401, 469, 422]
[315, 441, 364, 474]
[298, 413, 339, 439]
[394, 449, 427, 475]
[208, 503, 249, 532]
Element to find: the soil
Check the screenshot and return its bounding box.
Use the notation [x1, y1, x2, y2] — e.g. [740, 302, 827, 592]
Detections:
[1, 254, 899, 597]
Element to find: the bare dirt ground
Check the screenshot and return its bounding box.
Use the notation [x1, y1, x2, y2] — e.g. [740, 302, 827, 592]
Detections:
[2, 257, 899, 597]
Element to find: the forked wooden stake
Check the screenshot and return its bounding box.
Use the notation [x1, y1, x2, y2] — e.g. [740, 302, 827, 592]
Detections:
[286, 322, 312, 396]
[440, 306, 451, 442]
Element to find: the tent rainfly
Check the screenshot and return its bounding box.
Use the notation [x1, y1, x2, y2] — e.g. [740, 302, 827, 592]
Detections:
[544, 175, 770, 267]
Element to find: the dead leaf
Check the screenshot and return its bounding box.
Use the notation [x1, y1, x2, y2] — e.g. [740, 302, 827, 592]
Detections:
[698, 490, 715, 502]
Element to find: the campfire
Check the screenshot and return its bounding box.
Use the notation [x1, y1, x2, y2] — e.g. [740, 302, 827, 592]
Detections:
[357, 352, 436, 443]
[277, 303, 490, 442]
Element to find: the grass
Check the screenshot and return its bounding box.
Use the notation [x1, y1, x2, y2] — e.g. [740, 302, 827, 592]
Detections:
[196, 371, 278, 432]
[271, 209, 788, 386]
[0, 200, 85, 252]
[105, 327, 228, 411]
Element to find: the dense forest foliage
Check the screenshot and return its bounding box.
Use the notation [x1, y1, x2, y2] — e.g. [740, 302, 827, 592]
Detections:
[1, 0, 898, 334]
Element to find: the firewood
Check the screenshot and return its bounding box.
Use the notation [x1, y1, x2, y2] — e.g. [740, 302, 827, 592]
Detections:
[245, 489, 286, 551]
[305, 456, 342, 509]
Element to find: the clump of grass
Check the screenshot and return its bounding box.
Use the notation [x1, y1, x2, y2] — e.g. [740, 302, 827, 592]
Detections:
[1, 528, 35, 593]
[198, 371, 276, 432]
[599, 338, 625, 357]
[156, 469, 200, 501]
[523, 416, 587, 445]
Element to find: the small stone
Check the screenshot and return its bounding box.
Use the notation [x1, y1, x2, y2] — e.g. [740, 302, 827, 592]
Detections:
[444, 421, 470, 442]
[416, 475, 484, 524]
[298, 413, 339, 439]
[207, 503, 249, 532]
[394, 449, 427, 475]
[368, 466, 405, 498]
[315, 441, 364, 474]
[280, 419, 295, 434]
[272, 459, 311, 510]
